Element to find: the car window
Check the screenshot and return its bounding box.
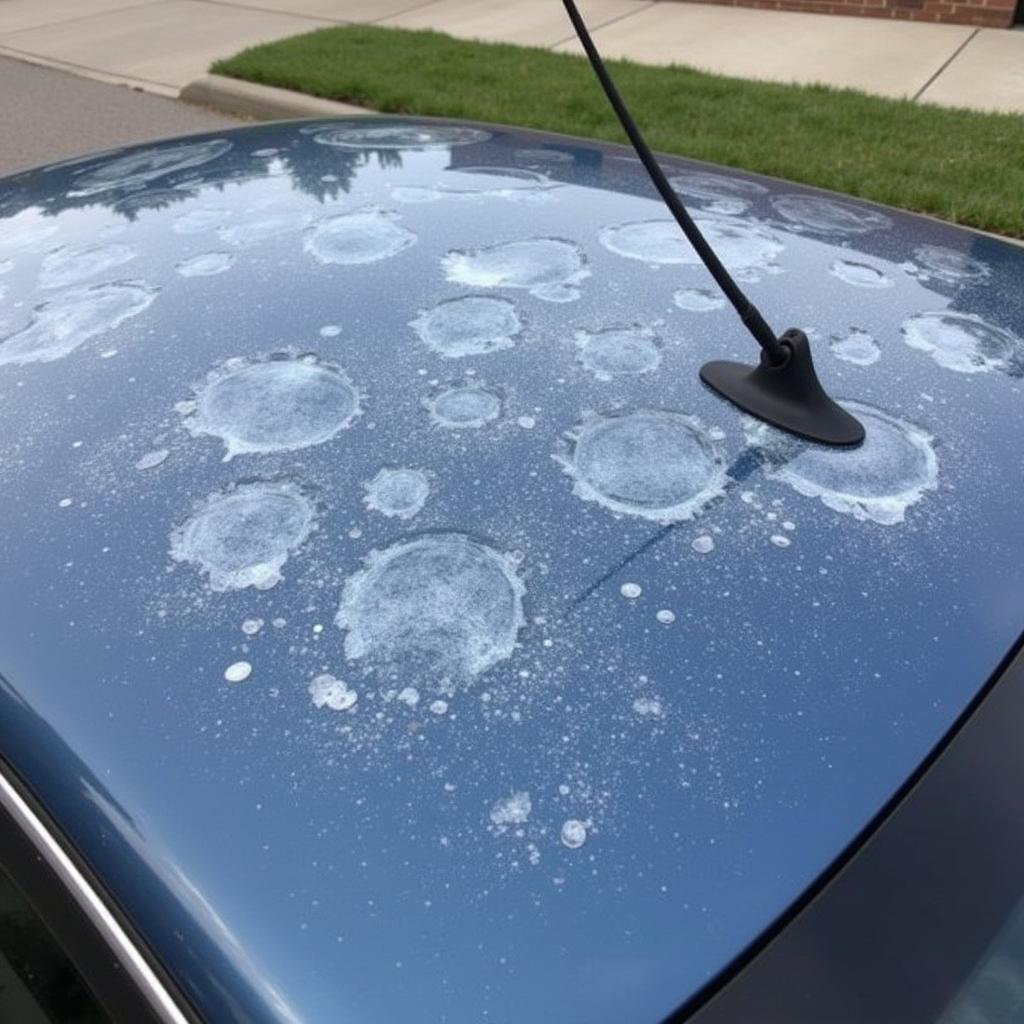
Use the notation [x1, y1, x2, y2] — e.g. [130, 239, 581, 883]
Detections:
[0, 864, 110, 1024]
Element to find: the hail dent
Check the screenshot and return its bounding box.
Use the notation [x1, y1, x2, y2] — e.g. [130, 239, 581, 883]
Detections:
[310, 124, 491, 150]
[771, 194, 892, 235]
[39, 243, 137, 289]
[425, 383, 502, 429]
[901, 312, 1024, 376]
[363, 467, 430, 520]
[304, 208, 417, 266]
[829, 260, 893, 289]
[574, 325, 661, 380]
[69, 139, 232, 195]
[443, 237, 589, 303]
[410, 296, 521, 358]
[176, 252, 234, 277]
[830, 328, 880, 366]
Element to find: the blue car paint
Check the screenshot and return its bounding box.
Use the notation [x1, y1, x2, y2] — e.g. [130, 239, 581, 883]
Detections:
[0, 118, 1022, 1023]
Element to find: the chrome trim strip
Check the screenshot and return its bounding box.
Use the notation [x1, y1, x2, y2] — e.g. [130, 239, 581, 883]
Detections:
[0, 770, 191, 1024]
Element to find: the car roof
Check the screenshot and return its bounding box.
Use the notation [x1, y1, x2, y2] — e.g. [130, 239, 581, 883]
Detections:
[1, 116, 1022, 1024]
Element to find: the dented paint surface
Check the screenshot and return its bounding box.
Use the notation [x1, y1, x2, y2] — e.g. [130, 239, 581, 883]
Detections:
[0, 118, 1022, 1024]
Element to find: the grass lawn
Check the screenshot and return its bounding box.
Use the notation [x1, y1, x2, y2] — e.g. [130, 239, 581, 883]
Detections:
[213, 25, 1024, 239]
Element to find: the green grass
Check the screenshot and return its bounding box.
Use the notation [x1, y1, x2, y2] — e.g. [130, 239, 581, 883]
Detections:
[213, 24, 1024, 238]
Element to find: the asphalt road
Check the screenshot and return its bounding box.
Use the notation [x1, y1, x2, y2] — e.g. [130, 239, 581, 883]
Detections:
[0, 56, 241, 179]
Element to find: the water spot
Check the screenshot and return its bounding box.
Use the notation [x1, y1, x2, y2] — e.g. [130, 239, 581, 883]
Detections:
[309, 673, 358, 712]
[560, 819, 587, 849]
[632, 697, 663, 717]
[224, 661, 252, 683]
[336, 533, 526, 682]
[176, 252, 234, 278]
[363, 467, 430, 520]
[556, 410, 727, 523]
[655, 609, 676, 624]
[674, 288, 725, 313]
[620, 582, 642, 599]
[135, 448, 169, 470]
[771, 195, 892, 235]
[490, 792, 532, 829]
[669, 170, 768, 215]
[429, 699, 449, 716]
[830, 328, 880, 367]
[319, 324, 342, 338]
[218, 211, 309, 248]
[426, 384, 502, 429]
[70, 139, 232, 196]
[304, 208, 416, 265]
[241, 618, 264, 636]
[397, 687, 420, 707]
[906, 244, 990, 286]
[411, 296, 521, 358]
[901, 312, 1024, 376]
[692, 535, 714, 554]
[39, 243, 137, 289]
[748, 402, 938, 525]
[170, 481, 315, 591]
[311, 124, 490, 150]
[770, 535, 791, 548]
[599, 217, 783, 278]
[575, 326, 661, 380]
[0, 282, 158, 368]
[829, 260, 893, 289]
[442, 237, 589, 303]
[172, 208, 230, 235]
[183, 355, 361, 460]
[392, 167, 556, 205]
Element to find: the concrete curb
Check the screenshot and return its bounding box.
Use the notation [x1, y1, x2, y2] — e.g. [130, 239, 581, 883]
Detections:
[180, 74, 375, 121]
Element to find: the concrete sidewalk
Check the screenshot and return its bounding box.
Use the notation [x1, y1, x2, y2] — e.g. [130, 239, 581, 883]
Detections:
[0, 0, 1020, 113]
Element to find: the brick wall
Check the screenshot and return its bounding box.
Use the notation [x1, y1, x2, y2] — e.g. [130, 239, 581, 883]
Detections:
[671, 0, 1016, 27]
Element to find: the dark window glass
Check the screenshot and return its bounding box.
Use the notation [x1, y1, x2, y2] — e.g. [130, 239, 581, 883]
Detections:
[0, 865, 110, 1024]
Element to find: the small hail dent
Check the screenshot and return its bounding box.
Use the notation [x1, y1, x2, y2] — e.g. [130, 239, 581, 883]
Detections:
[336, 533, 526, 683]
[830, 328, 880, 366]
[426, 384, 502, 429]
[574, 325, 661, 380]
[560, 820, 588, 849]
[442, 237, 589, 303]
[747, 402, 939, 525]
[901, 312, 1024, 376]
[69, 138, 232, 196]
[319, 325, 342, 338]
[771, 195, 892, 235]
[218, 211, 309, 248]
[172, 208, 230, 235]
[620, 582, 642, 599]
[0, 281, 158, 368]
[363, 467, 430, 520]
[668, 170, 768, 215]
[829, 260, 893, 289]
[224, 661, 252, 684]
[308, 673, 358, 712]
[410, 296, 521, 358]
[39, 243, 137, 290]
[490, 792, 532, 829]
[556, 410, 727, 523]
[905, 244, 990, 286]
[770, 535, 792, 548]
[599, 217, 783, 280]
[310, 124, 491, 150]
[183, 354, 361, 460]
[656, 609, 676, 624]
[170, 481, 315, 591]
[241, 618, 264, 636]
[135, 448, 169, 470]
[397, 687, 419, 707]
[176, 252, 234, 278]
[674, 288, 725, 313]
[304, 208, 417, 266]
[429, 700, 449, 716]
[692, 535, 714, 554]
[632, 696, 663, 717]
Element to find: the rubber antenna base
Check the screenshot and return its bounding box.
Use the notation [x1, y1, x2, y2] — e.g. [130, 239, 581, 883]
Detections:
[700, 328, 865, 447]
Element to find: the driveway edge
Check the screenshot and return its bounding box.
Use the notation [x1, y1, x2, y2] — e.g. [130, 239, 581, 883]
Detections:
[180, 74, 375, 120]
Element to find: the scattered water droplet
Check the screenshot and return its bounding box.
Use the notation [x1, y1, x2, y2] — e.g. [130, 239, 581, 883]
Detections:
[560, 819, 587, 849]
[620, 582, 642, 599]
[490, 792, 532, 828]
[655, 609, 676, 624]
[691, 535, 714, 554]
[224, 661, 252, 683]
[308, 673, 357, 711]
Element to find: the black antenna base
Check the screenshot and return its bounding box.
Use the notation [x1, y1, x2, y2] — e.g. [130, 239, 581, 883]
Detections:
[700, 329, 865, 447]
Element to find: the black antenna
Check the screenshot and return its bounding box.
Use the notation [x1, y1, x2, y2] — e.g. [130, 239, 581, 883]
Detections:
[561, 0, 864, 447]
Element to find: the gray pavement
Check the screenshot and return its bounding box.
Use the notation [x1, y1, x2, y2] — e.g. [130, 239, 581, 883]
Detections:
[0, 55, 240, 179]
